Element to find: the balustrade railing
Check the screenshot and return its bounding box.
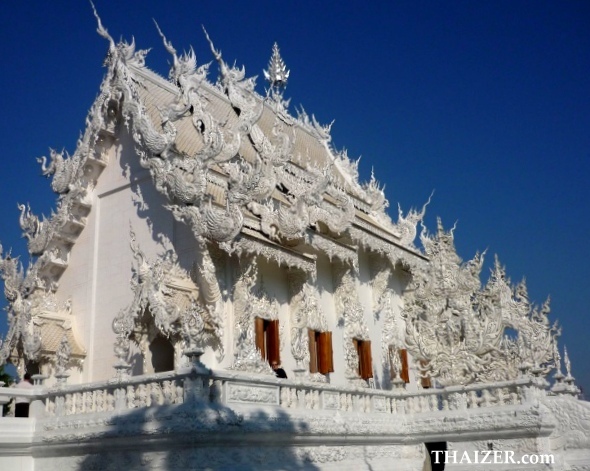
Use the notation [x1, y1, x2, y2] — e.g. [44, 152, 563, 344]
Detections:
[0, 368, 535, 420]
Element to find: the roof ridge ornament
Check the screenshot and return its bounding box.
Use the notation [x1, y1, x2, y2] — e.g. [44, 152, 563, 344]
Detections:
[264, 42, 290, 92]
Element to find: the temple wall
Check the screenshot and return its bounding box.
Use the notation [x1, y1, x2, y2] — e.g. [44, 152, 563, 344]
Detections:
[57, 130, 176, 382]
[31, 446, 425, 471]
[52, 127, 431, 388]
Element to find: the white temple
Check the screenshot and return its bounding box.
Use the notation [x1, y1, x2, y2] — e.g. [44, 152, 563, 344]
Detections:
[0, 10, 589, 471]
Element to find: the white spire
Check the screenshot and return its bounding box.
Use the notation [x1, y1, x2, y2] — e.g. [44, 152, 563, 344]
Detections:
[264, 42, 290, 90]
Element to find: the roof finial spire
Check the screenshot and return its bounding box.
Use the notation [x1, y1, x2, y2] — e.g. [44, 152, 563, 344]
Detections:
[264, 42, 290, 91]
[564, 345, 572, 377]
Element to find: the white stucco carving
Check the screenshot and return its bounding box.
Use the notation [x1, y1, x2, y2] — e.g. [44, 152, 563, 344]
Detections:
[0, 8, 587, 471]
[332, 262, 371, 382]
[403, 219, 560, 387]
[231, 260, 277, 374]
[112, 228, 223, 374]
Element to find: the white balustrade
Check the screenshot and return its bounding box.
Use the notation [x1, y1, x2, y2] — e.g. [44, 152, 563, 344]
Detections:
[0, 371, 536, 420]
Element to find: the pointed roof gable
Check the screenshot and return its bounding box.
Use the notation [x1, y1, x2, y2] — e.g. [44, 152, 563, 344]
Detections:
[0, 14, 429, 368]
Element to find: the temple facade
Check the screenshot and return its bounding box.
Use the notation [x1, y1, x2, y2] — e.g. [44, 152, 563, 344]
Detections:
[0, 10, 589, 471]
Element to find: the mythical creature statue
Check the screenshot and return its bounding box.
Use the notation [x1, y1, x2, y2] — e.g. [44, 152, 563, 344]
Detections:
[37, 149, 82, 195]
[17, 203, 43, 244]
[249, 164, 354, 241]
[0, 246, 41, 366]
[18, 200, 73, 257]
[204, 28, 264, 135]
[156, 22, 241, 167]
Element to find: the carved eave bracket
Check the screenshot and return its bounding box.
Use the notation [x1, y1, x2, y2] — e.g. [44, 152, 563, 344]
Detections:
[305, 231, 358, 270]
[220, 229, 316, 275]
[349, 225, 427, 277]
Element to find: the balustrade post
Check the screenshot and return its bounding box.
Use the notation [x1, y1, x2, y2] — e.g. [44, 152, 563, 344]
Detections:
[429, 394, 438, 411]
[391, 377, 406, 391]
[446, 386, 467, 411]
[467, 390, 478, 409]
[279, 386, 289, 407]
[54, 395, 65, 417]
[209, 379, 222, 404]
[182, 349, 211, 403]
[65, 393, 74, 414]
[0, 385, 11, 417]
[183, 349, 209, 375]
[420, 395, 429, 412]
[398, 397, 407, 414]
[55, 372, 70, 387]
[481, 388, 493, 407]
[29, 374, 47, 419]
[114, 387, 127, 411]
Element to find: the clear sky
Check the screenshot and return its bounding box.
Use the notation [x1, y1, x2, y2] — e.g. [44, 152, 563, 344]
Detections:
[0, 1, 588, 393]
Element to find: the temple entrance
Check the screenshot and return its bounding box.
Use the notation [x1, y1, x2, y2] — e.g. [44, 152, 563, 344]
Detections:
[149, 335, 175, 373]
[425, 442, 447, 471]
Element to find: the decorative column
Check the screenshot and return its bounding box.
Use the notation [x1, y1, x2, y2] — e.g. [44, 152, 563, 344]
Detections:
[370, 255, 402, 387]
[181, 302, 209, 375]
[287, 269, 309, 378]
[112, 315, 132, 381]
[231, 259, 276, 373]
[332, 261, 370, 383]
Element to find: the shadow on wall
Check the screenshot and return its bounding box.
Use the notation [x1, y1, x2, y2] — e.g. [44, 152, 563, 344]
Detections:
[76, 394, 319, 471]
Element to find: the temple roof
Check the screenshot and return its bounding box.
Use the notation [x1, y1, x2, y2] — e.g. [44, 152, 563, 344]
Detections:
[0, 19, 429, 369]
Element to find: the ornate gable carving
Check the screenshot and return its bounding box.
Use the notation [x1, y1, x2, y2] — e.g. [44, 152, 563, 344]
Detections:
[112, 229, 223, 374]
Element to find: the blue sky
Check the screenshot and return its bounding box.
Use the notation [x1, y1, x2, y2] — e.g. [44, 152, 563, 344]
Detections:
[0, 1, 588, 392]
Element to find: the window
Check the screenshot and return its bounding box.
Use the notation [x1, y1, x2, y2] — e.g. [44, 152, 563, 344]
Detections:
[308, 330, 334, 374]
[389, 347, 410, 383]
[353, 338, 373, 379]
[255, 317, 280, 366]
[399, 349, 410, 383]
